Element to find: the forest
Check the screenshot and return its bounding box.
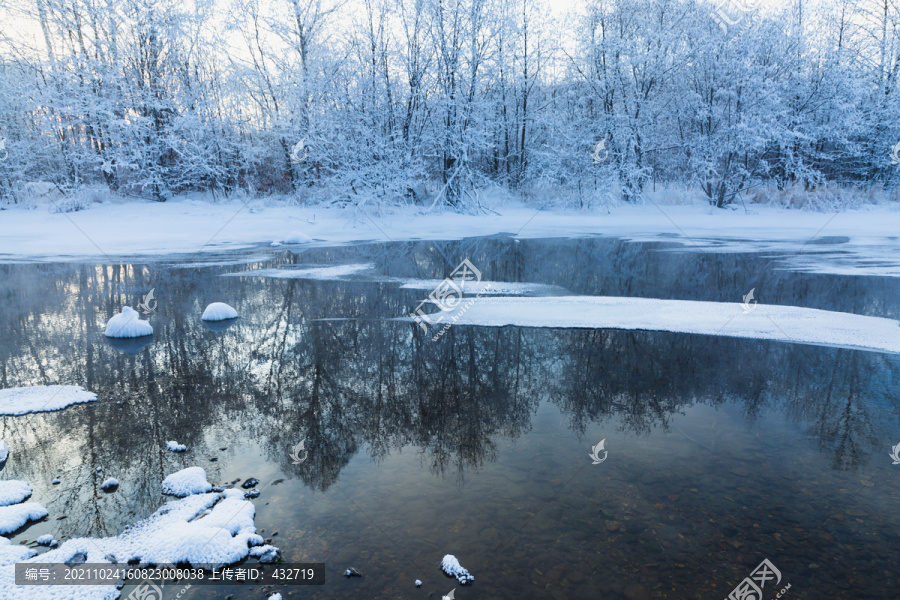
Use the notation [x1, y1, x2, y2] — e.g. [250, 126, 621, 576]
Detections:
[1, 0, 900, 211]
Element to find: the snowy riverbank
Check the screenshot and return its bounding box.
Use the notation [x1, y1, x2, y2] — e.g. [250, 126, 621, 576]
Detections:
[2, 198, 900, 276]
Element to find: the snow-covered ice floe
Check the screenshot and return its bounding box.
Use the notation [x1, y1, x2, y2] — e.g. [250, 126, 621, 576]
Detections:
[0, 487, 276, 599]
[399, 279, 568, 296]
[225, 263, 374, 280]
[166, 440, 187, 452]
[104, 306, 153, 338]
[162, 467, 212, 497]
[412, 296, 900, 354]
[201, 302, 238, 321]
[0, 385, 97, 416]
[440, 554, 474, 585]
[0, 481, 32, 507]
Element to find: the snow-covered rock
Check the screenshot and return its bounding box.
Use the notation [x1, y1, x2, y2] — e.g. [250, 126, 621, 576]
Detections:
[249, 544, 281, 563]
[0, 502, 48, 534]
[0, 488, 276, 599]
[35, 534, 54, 546]
[415, 579, 423, 587]
[166, 440, 187, 452]
[0, 439, 7, 464]
[100, 478, 118, 492]
[268, 594, 283, 600]
[104, 306, 153, 338]
[0, 481, 32, 507]
[0, 385, 97, 416]
[440, 554, 474, 585]
[201, 302, 238, 321]
[161, 467, 212, 497]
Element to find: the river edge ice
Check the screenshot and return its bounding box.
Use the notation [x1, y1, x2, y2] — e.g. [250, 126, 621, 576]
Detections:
[410, 296, 900, 354]
[0, 386, 97, 416]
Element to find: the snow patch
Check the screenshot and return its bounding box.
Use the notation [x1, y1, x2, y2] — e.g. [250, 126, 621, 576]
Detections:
[35, 534, 54, 546]
[0, 385, 97, 416]
[201, 302, 239, 321]
[166, 440, 187, 452]
[249, 545, 281, 563]
[104, 306, 153, 338]
[0, 502, 48, 534]
[0, 481, 32, 507]
[161, 467, 212, 497]
[0, 488, 274, 599]
[440, 554, 474, 585]
[0, 537, 36, 567]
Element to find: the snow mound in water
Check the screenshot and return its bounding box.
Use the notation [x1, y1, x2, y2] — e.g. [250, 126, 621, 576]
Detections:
[0, 439, 7, 464]
[0, 502, 48, 534]
[35, 534, 54, 546]
[0, 385, 97, 416]
[440, 554, 474, 584]
[100, 478, 119, 491]
[162, 467, 212, 497]
[104, 306, 153, 338]
[0, 488, 274, 599]
[166, 440, 187, 452]
[201, 302, 238, 321]
[0, 481, 32, 507]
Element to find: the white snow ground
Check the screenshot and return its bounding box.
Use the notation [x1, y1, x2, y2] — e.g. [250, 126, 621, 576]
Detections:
[413, 296, 900, 354]
[2, 200, 900, 277]
[0, 386, 97, 416]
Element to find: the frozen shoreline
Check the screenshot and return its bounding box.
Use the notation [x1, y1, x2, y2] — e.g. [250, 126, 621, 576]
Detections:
[1, 199, 900, 276]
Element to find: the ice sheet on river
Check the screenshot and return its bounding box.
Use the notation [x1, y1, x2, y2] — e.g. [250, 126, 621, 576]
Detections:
[414, 296, 900, 354]
[0, 386, 97, 416]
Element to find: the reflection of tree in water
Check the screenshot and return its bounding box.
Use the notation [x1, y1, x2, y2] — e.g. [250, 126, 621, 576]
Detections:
[1, 244, 899, 537]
